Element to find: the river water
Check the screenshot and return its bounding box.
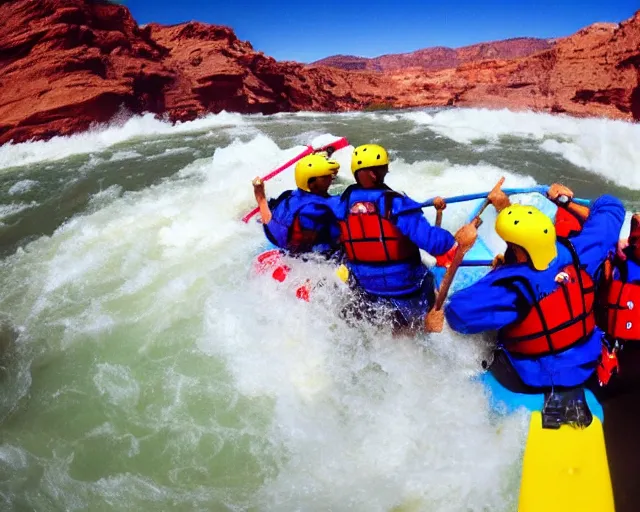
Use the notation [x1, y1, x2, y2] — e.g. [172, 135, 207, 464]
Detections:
[0, 107, 638, 511]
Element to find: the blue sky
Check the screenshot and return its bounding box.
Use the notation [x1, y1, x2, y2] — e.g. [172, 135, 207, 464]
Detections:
[126, 1, 639, 63]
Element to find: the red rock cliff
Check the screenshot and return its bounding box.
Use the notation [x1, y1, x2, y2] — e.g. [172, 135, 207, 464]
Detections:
[382, 15, 640, 121]
[0, 0, 639, 145]
[0, 0, 174, 144]
[0, 0, 390, 144]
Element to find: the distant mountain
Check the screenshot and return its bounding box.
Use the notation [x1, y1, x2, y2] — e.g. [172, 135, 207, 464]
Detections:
[310, 38, 553, 71]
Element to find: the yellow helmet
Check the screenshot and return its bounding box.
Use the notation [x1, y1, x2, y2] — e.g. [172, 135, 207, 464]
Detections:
[495, 204, 557, 271]
[294, 154, 340, 192]
[351, 144, 389, 174]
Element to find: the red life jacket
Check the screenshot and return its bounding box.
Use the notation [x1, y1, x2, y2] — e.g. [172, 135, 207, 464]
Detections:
[338, 191, 419, 264]
[499, 240, 596, 357]
[288, 217, 318, 253]
[598, 260, 640, 343]
[263, 190, 326, 254]
[555, 207, 583, 238]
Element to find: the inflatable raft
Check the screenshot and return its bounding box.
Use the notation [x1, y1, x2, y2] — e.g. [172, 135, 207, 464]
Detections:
[245, 142, 615, 511]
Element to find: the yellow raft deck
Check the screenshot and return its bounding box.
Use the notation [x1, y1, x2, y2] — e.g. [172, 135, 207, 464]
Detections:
[518, 411, 614, 512]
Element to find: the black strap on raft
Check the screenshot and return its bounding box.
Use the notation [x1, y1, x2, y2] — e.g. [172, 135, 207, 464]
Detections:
[558, 238, 592, 343]
[541, 387, 593, 429]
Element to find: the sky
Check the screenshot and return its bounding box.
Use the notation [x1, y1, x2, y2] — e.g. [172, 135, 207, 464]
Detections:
[125, 0, 640, 63]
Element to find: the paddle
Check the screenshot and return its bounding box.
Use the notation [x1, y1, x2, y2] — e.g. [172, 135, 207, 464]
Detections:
[397, 186, 591, 219]
[434, 196, 445, 227]
[242, 137, 349, 223]
[242, 147, 312, 223]
[425, 177, 506, 333]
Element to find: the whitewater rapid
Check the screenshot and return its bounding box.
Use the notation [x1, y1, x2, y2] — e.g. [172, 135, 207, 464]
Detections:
[0, 107, 638, 511]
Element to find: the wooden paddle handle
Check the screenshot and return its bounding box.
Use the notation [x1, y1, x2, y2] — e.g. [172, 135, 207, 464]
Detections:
[432, 176, 505, 311]
[475, 176, 506, 218]
[433, 247, 466, 311]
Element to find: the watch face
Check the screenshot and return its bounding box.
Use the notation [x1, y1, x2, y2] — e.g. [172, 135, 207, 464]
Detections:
[557, 195, 569, 204]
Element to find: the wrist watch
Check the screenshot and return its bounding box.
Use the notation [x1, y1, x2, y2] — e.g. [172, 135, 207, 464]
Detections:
[557, 195, 572, 205]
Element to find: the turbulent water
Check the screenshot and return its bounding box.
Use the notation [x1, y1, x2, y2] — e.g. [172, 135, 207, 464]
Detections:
[0, 107, 638, 512]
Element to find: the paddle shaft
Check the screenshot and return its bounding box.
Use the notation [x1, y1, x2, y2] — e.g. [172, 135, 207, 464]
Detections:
[242, 138, 349, 223]
[242, 147, 313, 223]
[434, 247, 466, 311]
[432, 177, 505, 311]
[397, 186, 591, 218]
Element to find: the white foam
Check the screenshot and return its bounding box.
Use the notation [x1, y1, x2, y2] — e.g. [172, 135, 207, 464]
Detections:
[145, 147, 192, 160]
[87, 185, 124, 212]
[202, 271, 526, 511]
[405, 108, 640, 189]
[0, 201, 37, 220]
[272, 111, 333, 118]
[109, 150, 142, 162]
[93, 363, 140, 408]
[0, 111, 247, 170]
[0, 123, 626, 511]
[0, 444, 29, 470]
[8, 179, 38, 196]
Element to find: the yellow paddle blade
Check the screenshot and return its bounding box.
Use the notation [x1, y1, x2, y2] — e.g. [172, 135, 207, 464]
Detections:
[336, 264, 349, 283]
[518, 412, 614, 512]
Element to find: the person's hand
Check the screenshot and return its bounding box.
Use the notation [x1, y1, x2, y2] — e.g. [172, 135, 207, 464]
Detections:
[491, 253, 505, 269]
[425, 307, 445, 333]
[433, 196, 446, 211]
[547, 183, 574, 203]
[252, 176, 266, 202]
[454, 223, 478, 253]
[487, 188, 510, 212]
[617, 238, 629, 260]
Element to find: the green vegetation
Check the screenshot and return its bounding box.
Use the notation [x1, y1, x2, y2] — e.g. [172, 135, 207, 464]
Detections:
[364, 102, 394, 111]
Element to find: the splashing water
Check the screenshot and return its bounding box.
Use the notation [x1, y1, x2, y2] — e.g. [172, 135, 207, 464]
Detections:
[0, 107, 637, 511]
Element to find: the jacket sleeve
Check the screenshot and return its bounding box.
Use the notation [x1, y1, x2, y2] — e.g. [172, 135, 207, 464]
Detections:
[391, 195, 456, 255]
[328, 195, 346, 223]
[570, 195, 625, 276]
[444, 272, 526, 334]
